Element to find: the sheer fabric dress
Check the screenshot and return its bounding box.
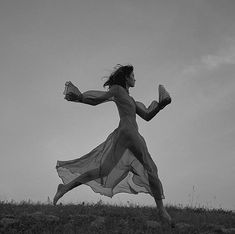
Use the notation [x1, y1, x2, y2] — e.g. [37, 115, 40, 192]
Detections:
[56, 85, 165, 199]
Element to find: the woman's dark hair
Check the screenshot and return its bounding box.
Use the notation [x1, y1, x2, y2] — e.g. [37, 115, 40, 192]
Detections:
[103, 64, 134, 89]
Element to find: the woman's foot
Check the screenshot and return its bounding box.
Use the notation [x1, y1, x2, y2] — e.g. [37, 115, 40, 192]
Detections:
[53, 184, 65, 206]
[158, 84, 171, 109]
[159, 208, 175, 228]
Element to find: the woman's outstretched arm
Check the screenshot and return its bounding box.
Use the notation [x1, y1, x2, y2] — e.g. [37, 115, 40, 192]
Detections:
[65, 85, 119, 106]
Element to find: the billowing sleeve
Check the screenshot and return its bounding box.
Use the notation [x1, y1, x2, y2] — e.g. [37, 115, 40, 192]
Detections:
[79, 85, 120, 106]
[135, 100, 161, 121]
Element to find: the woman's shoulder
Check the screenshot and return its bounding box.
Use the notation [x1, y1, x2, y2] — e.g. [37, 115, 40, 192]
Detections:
[109, 85, 126, 96]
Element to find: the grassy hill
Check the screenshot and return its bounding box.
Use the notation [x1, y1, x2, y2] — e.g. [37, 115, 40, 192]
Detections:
[0, 200, 234, 234]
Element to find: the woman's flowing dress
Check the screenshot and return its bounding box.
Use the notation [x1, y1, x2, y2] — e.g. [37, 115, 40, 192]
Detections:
[56, 85, 165, 199]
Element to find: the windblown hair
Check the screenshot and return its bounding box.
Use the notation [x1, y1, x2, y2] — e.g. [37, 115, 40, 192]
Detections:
[103, 64, 134, 89]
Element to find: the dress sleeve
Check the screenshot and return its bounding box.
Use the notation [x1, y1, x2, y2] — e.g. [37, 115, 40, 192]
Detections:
[80, 85, 120, 106]
[135, 100, 161, 121]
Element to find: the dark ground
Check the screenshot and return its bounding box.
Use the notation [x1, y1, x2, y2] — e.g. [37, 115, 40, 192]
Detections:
[0, 201, 234, 234]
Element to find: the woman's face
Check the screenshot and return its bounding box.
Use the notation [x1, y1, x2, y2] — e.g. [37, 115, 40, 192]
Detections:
[126, 72, 136, 87]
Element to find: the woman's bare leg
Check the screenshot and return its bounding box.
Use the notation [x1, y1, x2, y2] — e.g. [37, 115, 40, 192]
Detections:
[53, 139, 128, 205]
[53, 168, 101, 205]
[127, 134, 174, 227]
[148, 173, 174, 227]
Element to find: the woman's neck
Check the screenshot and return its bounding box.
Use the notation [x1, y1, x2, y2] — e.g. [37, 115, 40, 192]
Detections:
[125, 85, 130, 94]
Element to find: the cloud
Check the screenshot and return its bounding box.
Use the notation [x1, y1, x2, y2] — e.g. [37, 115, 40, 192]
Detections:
[202, 48, 235, 69]
[182, 44, 235, 75]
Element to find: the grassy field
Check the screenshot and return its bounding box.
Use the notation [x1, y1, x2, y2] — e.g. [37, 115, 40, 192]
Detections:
[0, 200, 234, 234]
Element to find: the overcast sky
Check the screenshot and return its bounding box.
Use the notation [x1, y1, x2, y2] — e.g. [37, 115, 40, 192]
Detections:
[0, 0, 234, 210]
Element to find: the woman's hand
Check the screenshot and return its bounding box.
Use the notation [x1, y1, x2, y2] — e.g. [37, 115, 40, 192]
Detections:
[158, 97, 171, 110]
[63, 81, 82, 102]
[64, 81, 81, 95]
[65, 92, 82, 102]
[158, 84, 171, 110]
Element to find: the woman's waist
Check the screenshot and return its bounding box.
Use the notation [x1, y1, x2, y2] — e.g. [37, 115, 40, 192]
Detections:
[118, 116, 138, 129]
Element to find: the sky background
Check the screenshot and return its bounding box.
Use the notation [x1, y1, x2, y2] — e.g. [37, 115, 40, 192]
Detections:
[0, 0, 234, 210]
